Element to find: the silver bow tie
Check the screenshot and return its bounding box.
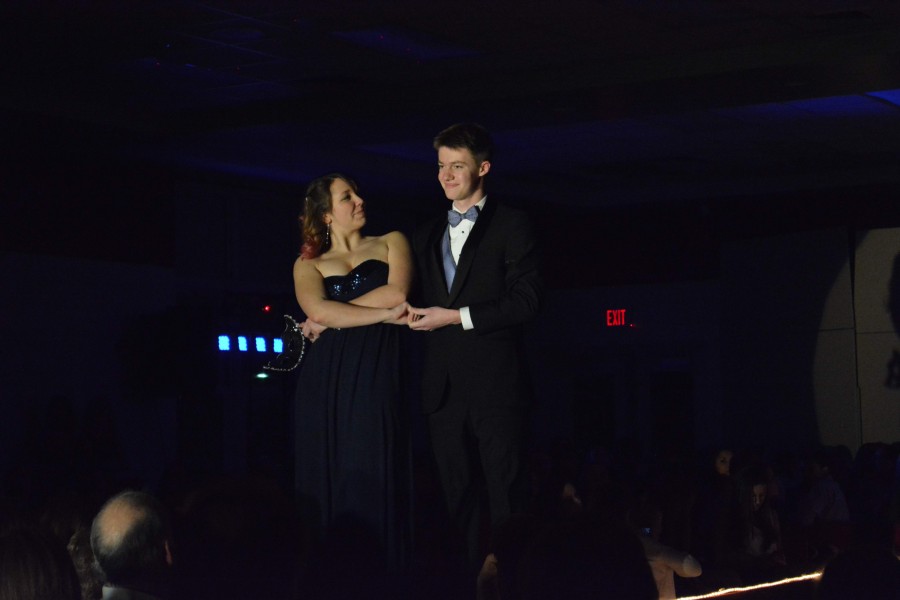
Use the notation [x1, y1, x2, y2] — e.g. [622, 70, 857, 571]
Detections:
[447, 206, 479, 227]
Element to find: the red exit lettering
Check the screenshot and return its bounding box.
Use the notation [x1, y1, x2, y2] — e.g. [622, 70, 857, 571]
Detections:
[606, 309, 627, 326]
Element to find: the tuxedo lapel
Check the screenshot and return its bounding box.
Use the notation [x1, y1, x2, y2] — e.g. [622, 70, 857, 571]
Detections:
[426, 218, 451, 300]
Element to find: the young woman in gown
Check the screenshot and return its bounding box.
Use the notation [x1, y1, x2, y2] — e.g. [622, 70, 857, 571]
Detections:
[291, 173, 412, 572]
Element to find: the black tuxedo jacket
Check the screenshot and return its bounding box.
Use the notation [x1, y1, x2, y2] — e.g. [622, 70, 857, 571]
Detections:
[412, 199, 542, 414]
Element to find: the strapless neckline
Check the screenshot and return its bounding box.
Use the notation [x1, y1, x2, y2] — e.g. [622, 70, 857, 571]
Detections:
[323, 259, 389, 303]
[323, 258, 387, 281]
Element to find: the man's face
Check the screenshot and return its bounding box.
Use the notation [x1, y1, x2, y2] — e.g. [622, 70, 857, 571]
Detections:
[437, 146, 490, 205]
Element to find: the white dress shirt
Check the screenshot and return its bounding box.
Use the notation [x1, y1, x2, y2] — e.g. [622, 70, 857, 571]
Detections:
[448, 196, 487, 330]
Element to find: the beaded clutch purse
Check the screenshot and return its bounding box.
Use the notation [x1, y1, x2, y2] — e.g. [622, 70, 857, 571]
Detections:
[263, 315, 307, 372]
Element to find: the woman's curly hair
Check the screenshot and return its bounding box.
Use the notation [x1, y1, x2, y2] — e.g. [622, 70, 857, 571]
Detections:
[298, 173, 357, 259]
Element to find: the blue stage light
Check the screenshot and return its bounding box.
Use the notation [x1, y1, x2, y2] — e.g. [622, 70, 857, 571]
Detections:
[868, 88, 900, 108]
[217, 334, 286, 354]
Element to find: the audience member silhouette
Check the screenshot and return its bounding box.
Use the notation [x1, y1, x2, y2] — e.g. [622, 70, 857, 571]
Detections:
[848, 442, 898, 535]
[69, 525, 104, 600]
[37, 491, 105, 600]
[517, 515, 658, 600]
[816, 542, 900, 600]
[733, 466, 786, 583]
[798, 447, 852, 564]
[691, 447, 739, 568]
[0, 527, 82, 600]
[173, 473, 306, 600]
[799, 448, 850, 527]
[90, 490, 174, 600]
[772, 448, 805, 525]
[477, 513, 543, 600]
[645, 449, 695, 556]
[3, 389, 899, 600]
[303, 512, 398, 600]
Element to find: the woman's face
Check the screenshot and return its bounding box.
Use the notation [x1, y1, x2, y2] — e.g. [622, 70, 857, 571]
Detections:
[326, 178, 365, 231]
[751, 484, 766, 511]
[715, 450, 733, 476]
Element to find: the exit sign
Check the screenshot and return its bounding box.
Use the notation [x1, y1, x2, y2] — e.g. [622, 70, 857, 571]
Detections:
[606, 309, 630, 327]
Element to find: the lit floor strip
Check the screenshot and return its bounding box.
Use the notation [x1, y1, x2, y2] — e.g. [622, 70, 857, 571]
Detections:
[677, 571, 823, 599]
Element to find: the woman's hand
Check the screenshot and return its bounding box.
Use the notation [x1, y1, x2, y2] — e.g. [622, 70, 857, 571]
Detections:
[300, 319, 328, 342]
[382, 302, 410, 325]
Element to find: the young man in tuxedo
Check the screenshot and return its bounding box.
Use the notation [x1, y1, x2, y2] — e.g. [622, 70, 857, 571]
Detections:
[408, 122, 542, 567]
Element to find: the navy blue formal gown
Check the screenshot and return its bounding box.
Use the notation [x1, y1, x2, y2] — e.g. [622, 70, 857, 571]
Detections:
[294, 259, 411, 570]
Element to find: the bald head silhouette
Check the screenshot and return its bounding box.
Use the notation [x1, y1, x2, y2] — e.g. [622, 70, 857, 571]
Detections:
[91, 490, 172, 595]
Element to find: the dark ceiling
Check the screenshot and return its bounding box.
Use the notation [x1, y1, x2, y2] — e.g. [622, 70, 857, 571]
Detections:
[3, 1, 900, 275]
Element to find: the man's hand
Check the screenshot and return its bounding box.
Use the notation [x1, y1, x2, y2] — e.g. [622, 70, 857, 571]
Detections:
[300, 319, 327, 342]
[407, 305, 461, 331]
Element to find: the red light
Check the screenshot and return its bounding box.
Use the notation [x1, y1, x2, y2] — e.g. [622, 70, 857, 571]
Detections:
[263, 305, 271, 313]
[606, 309, 627, 327]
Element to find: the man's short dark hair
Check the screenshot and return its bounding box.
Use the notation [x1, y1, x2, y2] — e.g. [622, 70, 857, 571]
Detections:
[433, 122, 493, 164]
[90, 490, 171, 588]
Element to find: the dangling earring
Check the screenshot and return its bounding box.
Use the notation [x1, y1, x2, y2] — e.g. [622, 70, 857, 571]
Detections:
[325, 223, 331, 247]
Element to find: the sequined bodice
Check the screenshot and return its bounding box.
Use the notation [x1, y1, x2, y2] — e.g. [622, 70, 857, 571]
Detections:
[324, 259, 389, 302]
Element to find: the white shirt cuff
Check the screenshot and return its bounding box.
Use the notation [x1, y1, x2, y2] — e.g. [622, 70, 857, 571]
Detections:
[460, 306, 474, 330]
